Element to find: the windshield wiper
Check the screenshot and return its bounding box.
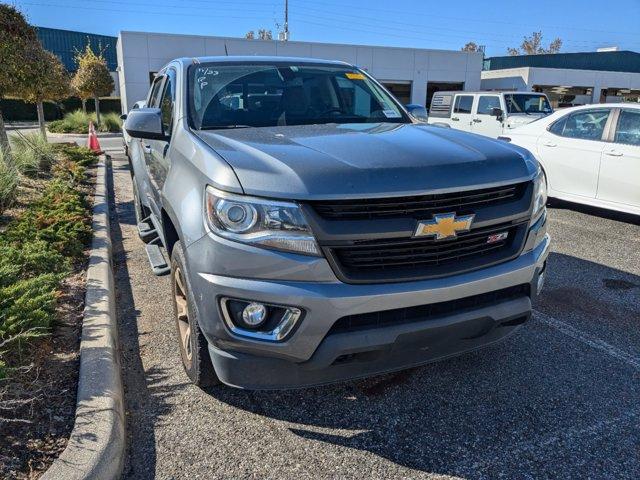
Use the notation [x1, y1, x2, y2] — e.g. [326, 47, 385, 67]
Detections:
[200, 125, 252, 130]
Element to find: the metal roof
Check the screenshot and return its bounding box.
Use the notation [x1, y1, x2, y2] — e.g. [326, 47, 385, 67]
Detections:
[483, 51, 640, 74]
[36, 26, 118, 72]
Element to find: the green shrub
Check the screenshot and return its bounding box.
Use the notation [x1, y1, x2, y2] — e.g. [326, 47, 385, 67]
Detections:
[47, 109, 122, 134]
[0, 273, 62, 346]
[53, 143, 98, 167]
[10, 132, 56, 177]
[0, 149, 18, 214]
[48, 110, 92, 134]
[4, 179, 91, 258]
[99, 112, 122, 133]
[0, 240, 69, 288]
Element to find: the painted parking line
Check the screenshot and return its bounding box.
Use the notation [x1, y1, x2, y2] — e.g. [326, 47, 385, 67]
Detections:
[534, 310, 640, 371]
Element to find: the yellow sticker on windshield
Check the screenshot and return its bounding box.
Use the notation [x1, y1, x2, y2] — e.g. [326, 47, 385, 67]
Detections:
[345, 72, 365, 80]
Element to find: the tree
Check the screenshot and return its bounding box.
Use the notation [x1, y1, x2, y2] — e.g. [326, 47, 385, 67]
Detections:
[258, 29, 273, 40]
[462, 42, 479, 52]
[0, 5, 38, 157]
[17, 47, 71, 138]
[71, 44, 114, 127]
[246, 29, 273, 40]
[508, 31, 562, 56]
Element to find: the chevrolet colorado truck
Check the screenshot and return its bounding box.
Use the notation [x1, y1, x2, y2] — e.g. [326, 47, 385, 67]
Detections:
[124, 57, 549, 390]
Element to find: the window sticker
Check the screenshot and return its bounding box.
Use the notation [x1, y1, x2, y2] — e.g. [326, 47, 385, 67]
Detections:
[345, 72, 365, 80]
[383, 109, 401, 118]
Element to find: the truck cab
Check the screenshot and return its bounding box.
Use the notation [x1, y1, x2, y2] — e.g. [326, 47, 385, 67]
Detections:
[428, 91, 553, 138]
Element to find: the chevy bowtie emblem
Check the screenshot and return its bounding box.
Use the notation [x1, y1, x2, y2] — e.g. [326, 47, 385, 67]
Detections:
[414, 212, 475, 240]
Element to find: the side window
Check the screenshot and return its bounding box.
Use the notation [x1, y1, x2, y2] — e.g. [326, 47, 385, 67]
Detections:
[159, 69, 176, 136]
[559, 109, 610, 141]
[148, 76, 164, 108]
[614, 109, 640, 146]
[476, 96, 501, 115]
[453, 95, 473, 114]
[548, 117, 566, 136]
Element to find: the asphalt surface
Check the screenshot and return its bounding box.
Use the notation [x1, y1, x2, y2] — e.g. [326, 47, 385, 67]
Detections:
[109, 151, 640, 479]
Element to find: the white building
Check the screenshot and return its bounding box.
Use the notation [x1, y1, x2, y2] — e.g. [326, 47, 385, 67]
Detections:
[481, 51, 640, 107]
[116, 31, 483, 112]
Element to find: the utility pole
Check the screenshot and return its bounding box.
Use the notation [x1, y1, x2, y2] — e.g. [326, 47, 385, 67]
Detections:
[283, 0, 289, 41]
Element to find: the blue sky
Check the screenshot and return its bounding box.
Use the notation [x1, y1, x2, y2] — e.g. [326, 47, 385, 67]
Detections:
[12, 0, 640, 57]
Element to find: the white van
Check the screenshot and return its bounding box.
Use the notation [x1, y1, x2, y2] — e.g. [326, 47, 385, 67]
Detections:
[428, 91, 553, 138]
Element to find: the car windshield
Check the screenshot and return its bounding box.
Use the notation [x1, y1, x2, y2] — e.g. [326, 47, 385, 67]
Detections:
[188, 63, 409, 129]
[504, 94, 553, 115]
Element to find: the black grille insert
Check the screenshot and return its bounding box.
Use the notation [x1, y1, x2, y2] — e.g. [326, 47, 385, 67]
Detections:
[328, 284, 530, 335]
[311, 182, 527, 220]
[327, 221, 527, 283]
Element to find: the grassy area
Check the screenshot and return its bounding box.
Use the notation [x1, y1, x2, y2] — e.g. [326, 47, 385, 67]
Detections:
[47, 109, 122, 134]
[0, 142, 97, 379]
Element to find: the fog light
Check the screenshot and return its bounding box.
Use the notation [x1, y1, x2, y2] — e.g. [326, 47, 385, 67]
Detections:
[242, 302, 267, 327]
[220, 297, 304, 342]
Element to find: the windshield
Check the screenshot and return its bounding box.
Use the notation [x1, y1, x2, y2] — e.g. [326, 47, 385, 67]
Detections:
[188, 63, 409, 129]
[504, 94, 553, 115]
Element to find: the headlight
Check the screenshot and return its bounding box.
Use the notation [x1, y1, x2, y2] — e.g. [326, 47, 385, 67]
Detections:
[205, 186, 321, 256]
[532, 169, 547, 218]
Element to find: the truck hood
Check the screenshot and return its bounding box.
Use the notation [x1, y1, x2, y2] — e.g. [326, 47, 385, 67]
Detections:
[196, 123, 536, 200]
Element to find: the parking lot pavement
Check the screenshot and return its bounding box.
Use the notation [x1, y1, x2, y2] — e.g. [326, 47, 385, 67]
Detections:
[109, 153, 640, 479]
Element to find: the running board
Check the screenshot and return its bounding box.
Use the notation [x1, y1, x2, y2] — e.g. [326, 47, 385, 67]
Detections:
[145, 242, 171, 276]
[137, 219, 157, 241]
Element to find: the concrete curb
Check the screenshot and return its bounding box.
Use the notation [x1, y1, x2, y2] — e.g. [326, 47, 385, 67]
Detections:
[42, 155, 125, 480]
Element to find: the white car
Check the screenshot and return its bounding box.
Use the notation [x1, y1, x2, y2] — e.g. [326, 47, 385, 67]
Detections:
[121, 100, 146, 157]
[501, 103, 640, 216]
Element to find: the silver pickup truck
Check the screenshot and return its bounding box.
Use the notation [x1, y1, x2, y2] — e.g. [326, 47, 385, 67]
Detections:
[124, 56, 549, 390]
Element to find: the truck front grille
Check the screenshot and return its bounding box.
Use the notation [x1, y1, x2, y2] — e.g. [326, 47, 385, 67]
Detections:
[306, 181, 533, 284]
[325, 221, 527, 283]
[310, 183, 525, 220]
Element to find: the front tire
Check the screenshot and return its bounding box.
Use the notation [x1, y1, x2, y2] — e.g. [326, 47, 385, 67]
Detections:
[170, 242, 220, 388]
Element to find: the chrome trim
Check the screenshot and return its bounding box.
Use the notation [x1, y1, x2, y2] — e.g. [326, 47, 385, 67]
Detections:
[220, 297, 303, 342]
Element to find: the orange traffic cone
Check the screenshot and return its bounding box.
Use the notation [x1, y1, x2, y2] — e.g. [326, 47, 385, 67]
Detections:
[87, 121, 102, 153]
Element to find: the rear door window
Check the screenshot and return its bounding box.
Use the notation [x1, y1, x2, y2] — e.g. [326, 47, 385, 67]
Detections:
[453, 95, 473, 114]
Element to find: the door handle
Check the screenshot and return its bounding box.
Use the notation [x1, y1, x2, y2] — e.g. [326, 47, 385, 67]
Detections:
[543, 141, 557, 147]
[473, 118, 482, 123]
[451, 117, 459, 121]
[604, 150, 623, 157]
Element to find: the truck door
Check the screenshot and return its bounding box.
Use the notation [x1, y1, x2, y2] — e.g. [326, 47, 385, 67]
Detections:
[147, 68, 176, 215]
[471, 95, 502, 138]
[451, 94, 474, 132]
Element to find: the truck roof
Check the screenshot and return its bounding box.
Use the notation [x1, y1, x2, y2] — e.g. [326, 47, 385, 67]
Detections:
[172, 56, 352, 67]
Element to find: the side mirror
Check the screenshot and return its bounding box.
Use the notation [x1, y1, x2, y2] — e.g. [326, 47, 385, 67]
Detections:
[124, 108, 168, 141]
[404, 104, 429, 122]
[120, 113, 127, 120]
[491, 107, 504, 121]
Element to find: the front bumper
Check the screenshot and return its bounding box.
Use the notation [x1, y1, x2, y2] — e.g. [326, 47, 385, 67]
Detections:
[186, 215, 549, 389]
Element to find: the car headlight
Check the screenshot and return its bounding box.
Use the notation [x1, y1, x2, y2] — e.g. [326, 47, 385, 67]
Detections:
[205, 186, 321, 256]
[532, 169, 547, 219]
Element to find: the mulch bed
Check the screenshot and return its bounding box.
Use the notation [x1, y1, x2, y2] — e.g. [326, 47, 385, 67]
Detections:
[0, 159, 97, 479]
